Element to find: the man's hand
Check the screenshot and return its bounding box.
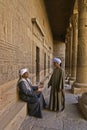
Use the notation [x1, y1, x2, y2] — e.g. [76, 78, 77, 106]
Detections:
[38, 88, 42, 92]
[38, 82, 44, 88]
[36, 89, 42, 94]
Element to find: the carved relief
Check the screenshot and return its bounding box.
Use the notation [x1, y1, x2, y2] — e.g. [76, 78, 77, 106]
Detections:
[72, 14, 78, 29]
[32, 18, 44, 42]
[79, 0, 87, 11]
[82, 0, 87, 4]
[78, 39, 86, 65]
[81, 0, 87, 5]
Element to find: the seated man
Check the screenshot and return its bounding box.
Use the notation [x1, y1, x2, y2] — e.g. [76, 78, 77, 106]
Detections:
[17, 68, 46, 118]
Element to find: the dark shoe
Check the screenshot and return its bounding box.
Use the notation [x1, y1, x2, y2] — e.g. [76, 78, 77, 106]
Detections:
[35, 115, 43, 119]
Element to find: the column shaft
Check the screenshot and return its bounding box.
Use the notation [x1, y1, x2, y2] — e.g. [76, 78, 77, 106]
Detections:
[73, 0, 87, 93]
[71, 14, 78, 81]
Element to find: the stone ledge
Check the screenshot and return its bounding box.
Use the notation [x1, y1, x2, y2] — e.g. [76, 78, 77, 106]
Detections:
[72, 87, 87, 94]
[0, 102, 27, 130]
[0, 79, 27, 130]
[78, 97, 87, 120]
[0, 79, 18, 112]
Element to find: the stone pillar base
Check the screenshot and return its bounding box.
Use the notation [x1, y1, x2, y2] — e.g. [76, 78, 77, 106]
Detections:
[72, 82, 87, 94]
[69, 80, 75, 86]
[69, 76, 76, 81]
[69, 76, 76, 85]
[78, 93, 87, 120]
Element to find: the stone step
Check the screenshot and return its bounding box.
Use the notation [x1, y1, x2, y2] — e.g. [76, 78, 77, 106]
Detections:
[0, 101, 27, 130]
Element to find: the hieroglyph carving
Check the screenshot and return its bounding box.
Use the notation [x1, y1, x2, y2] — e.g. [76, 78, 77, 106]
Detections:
[79, 0, 87, 15]
[82, 0, 87, 3]
[73, 14, 78, 29]
[81, 0, 87, 5]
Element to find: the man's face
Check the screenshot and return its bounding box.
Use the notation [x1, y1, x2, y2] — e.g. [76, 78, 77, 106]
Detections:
[22, 72, 29, 78]
[54, 62, 57, 66]
[54, 62, 60, 67]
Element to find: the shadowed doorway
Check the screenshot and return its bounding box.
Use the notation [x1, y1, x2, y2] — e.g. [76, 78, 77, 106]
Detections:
[36, 46, 40, 83]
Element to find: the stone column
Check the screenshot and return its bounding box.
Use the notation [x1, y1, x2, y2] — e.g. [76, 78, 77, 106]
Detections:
[65, 25, 73, 79]
[69, 24, 73, 77]
[53, 40, 65, 69]
[65, 34, 70, 74]
[70, 13, 78, 81]
[73, 0, 87, 94]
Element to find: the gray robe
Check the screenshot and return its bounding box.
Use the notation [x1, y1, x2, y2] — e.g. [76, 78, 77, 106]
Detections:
[48, 67, 65, 111]
[17, 78, 46, 118]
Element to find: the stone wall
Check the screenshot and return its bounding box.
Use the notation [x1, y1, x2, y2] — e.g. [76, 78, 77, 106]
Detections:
[0, 0, 53, 85]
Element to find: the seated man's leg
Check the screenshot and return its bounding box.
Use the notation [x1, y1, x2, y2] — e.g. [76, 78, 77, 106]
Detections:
[27, 98, 42, 118]
[37, 93, 46, 109]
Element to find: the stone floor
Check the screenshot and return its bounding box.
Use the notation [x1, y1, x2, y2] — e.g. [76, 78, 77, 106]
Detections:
[19, 85, 87, 130]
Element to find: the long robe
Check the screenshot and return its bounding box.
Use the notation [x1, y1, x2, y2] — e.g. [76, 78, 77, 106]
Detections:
[48, 67, 65, 111]
[17, 78, 46, 118]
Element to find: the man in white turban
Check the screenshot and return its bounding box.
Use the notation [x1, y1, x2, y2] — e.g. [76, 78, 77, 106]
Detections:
[53, 58, 61, 65]
[17, 68, 46, 118]
[20, 68, 28, 76]
[48, 57, 65, 112]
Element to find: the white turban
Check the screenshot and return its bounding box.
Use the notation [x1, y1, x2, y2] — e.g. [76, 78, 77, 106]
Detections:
[53, 58, 61, 64]
[20, 68, 28, 76]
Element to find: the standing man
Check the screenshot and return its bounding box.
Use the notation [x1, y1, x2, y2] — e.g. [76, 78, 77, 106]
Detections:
[48, 58, 65, 112]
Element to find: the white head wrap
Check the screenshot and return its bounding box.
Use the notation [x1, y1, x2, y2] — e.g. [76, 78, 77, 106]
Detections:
[20, 68, 28, 76]
[53, 58, 61, 64]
